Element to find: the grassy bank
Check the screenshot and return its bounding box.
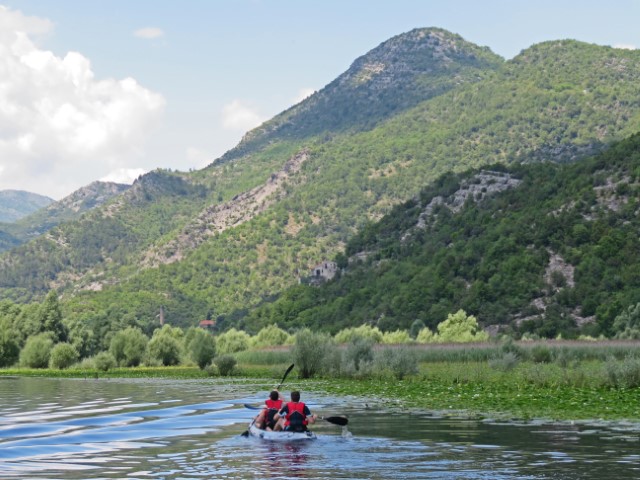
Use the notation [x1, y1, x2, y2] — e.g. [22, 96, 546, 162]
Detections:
[306, 361, 640, 422]
[2, 341, 640, 422]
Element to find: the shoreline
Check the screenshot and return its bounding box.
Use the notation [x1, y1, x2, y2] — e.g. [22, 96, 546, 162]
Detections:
[2, 357, 640, 424]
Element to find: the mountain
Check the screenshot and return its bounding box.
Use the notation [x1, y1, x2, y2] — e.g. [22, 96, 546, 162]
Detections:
[0, 182, 130, 255]
[1, 28, 640, 340]
[0, 190, 53, 223]
[237, 133, 640, 338]
[220, 28, 504, 163]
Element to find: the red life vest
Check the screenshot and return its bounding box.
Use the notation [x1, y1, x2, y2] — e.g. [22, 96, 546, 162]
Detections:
[265, 399, 283, 410]
[284, 401, 308, 427]
[264, 399, 283, 427]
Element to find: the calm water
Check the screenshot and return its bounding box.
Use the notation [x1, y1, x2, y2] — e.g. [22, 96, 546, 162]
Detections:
[0, 377, 638, 479]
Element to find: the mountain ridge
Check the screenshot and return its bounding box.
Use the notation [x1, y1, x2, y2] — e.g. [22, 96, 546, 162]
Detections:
[0, 28, 639, 339]
[217, 27, 504, 163]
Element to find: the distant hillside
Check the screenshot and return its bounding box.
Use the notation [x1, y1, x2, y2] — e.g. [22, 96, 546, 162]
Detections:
[0, 182, 130, 254]
[1, 28, 640, 339]
[0, 190, 53, 223]
[238, 133, 640, 339]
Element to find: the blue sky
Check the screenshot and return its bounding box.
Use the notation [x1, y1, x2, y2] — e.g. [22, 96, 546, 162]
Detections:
[1, 0, 639, 199]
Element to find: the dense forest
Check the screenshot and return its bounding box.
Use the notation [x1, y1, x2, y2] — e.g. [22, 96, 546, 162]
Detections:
[237, 134, 640, 339]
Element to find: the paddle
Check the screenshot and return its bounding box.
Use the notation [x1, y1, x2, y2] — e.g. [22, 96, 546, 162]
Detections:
[241, 363, 295, 437]
[276, 363, 295, 390]
[244, 406, 348, 426]
[319, 415, 349, 426]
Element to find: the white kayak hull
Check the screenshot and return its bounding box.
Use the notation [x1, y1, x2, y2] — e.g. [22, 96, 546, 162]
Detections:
[248, 423, 317, 441]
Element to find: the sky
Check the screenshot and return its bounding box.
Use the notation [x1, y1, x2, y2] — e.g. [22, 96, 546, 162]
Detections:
[0, 1, 638, 199]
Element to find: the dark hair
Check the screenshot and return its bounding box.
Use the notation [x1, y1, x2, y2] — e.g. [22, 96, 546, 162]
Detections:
[291, 390, 301, 402]
[269, 390, 279, 401]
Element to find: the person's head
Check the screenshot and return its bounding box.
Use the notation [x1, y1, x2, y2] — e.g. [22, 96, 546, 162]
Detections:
[269, 390, 279, 401]
[291, 390, 301, 402]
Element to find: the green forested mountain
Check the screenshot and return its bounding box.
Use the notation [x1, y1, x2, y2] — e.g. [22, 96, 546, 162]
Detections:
[0, 190, 52, 223]
[0, 182, 130, 255]
[237, 134, 640, 339]
[1, 28, 640, 342]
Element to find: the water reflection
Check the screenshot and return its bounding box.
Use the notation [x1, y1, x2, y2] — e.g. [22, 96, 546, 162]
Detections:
[0, 377, 638, 479]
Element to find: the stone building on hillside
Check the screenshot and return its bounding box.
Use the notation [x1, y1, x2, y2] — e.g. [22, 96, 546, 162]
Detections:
[309, 261, 338, 282]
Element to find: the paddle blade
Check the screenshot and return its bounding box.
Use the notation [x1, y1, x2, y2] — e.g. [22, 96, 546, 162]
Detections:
[324, 416, 348, 426]
[240, 430, 249, 437]
[277, 363, 295, 389]
[244, 403, 262, 410]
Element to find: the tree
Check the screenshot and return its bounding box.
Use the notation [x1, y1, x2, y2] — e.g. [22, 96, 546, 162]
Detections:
[251, 324, 292, 348]
[93, 351, 117, 372]
[435, 309, 489, 343]
[334, 324, 383, 343]
[0, 320, 19, 367]
[186, 327, 216, 369]
[292, 328, 337, 378]
[381, 329, 412, 344]
[410, 319, 426, 339]
[147, 325, 183, 366]
[373, 347, 418, 380]
[342, 337, 374, 372]
[110, 327, 148, 366]
[20, 334, 54, 368]
[216, 328, 251, 355]
[416, 327, 435, 343]
[49, 343, 80, 369]
[214, 354, 237, 376]
[36, 291, 67, 342]
[613, 303, 640, 339]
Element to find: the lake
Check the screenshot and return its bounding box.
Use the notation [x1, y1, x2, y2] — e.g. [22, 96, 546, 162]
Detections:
[0, 376, 638, 479]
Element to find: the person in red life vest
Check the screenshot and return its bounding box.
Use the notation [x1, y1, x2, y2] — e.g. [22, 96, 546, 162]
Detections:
[273, 390, 317, 432]
[254, 390, 283, 430]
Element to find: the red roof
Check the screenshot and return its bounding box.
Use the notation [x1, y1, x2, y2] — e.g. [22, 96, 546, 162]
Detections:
[199, 320, 215, 326]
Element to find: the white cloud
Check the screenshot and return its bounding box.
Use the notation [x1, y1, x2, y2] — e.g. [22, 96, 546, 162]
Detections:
[134, 27, 165, 39]
[100, 167, 147, 184]
[221, 99, 264, 132]
[0, 5, 52, 40]
[293, 87, 315, 104]
[613, 44, 636, 50]
[0, 6, 165, 199]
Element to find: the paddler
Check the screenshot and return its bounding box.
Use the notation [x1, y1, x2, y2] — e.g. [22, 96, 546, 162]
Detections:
[274, 390, 317, 432]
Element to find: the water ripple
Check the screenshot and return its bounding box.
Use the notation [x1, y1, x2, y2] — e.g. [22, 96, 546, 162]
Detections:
[0, 377, 639, 479]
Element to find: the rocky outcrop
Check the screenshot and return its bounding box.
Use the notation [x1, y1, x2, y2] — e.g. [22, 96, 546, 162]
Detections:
[416, 171, 521, 228]
[141, 149, 309, 267]
[50, 181, 129, 214]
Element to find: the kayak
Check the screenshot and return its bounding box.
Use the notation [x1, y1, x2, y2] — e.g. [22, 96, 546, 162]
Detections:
[247, 422, 317, 441]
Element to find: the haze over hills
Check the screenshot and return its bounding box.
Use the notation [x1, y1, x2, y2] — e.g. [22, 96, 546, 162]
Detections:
[1, 27, 640, 341]
[0, 190, 53, 223]
[0, 182, 130, 253]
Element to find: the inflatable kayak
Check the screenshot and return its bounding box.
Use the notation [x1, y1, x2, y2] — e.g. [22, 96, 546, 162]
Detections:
[247, 422, 317, 441]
